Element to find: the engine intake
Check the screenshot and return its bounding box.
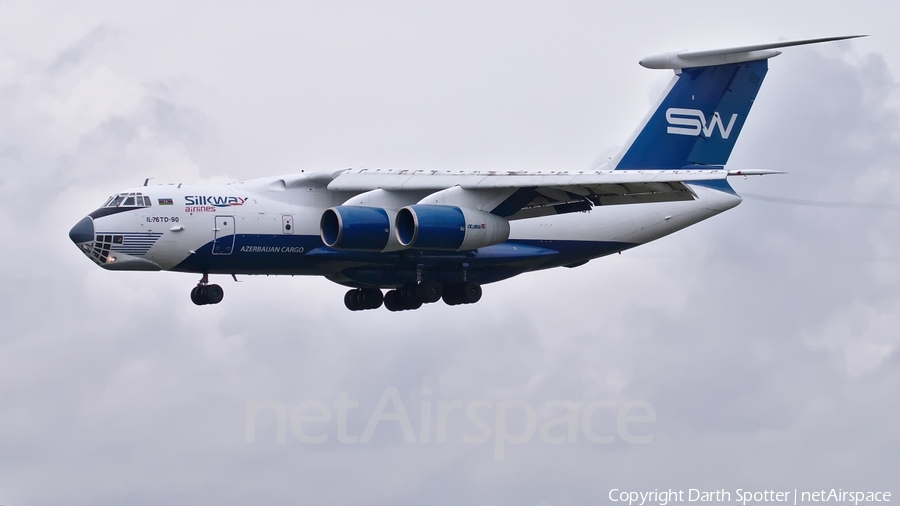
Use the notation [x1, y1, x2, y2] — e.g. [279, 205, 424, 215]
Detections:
[395, 205, 510, 251]
[320, 206, 391, 251]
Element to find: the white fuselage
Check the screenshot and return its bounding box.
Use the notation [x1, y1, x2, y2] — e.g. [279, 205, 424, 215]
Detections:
[72, 176, 740, 285]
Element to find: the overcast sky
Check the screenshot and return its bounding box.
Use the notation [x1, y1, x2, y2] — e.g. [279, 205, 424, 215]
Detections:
[1, 1, 898, 505]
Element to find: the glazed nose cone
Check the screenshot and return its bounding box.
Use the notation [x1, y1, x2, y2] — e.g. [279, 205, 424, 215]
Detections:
[69, 216, 94, 244]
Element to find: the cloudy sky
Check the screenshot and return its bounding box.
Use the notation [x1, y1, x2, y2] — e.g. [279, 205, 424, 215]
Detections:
[1, 1, 898, 505]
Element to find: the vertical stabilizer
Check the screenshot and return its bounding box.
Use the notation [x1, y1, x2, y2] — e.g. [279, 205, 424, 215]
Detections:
[613, 60, 768, 170]
[610, 35, 865, 171]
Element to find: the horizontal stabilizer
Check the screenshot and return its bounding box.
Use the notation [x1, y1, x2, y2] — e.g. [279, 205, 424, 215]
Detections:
[726, 169, 787, 176]
[639, 35, 866, 70]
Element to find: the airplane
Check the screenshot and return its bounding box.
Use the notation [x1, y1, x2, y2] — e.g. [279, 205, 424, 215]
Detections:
[69, 35, 863, 311]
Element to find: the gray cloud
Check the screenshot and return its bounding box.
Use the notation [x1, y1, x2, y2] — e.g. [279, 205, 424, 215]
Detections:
[0, 2, 898, 505]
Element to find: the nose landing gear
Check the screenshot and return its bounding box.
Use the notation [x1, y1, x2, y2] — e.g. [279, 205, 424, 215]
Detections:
[191, 274, 224, 306]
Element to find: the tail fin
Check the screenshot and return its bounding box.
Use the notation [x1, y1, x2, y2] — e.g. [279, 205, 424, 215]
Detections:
[613, 60, 767, 170]
[611, 35, 865, 171]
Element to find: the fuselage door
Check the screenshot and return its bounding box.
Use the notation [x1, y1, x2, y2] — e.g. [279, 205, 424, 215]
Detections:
[282, 215, 294, 235]
[212, 215, 235, 255]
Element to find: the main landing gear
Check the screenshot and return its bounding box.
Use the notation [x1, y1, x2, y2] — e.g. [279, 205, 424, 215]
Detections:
[344, 281, 482, 312]
[344, 288, 384, 311]
[191, 273, 224, 306]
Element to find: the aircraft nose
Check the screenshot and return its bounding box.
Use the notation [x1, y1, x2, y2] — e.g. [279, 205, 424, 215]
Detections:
[69, 216, 94, 244]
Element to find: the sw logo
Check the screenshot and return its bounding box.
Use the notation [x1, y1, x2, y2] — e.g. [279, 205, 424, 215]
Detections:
[665, 108, 738, 139]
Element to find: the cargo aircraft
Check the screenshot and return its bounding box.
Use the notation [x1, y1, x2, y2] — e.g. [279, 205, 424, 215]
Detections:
[69, 36, 862, 310]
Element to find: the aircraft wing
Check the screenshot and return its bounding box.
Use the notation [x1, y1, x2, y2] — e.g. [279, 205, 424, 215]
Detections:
[319, 167, 778, 219]
[326, 167, 727, 191]
[248, 168, 780, 220]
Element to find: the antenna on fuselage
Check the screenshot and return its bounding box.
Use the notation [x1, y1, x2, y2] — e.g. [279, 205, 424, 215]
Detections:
[143, 177, 153, 186]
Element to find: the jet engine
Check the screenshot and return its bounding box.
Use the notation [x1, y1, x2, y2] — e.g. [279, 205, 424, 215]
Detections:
[395, 205, 510, 251]
[320, 206, 391, 251]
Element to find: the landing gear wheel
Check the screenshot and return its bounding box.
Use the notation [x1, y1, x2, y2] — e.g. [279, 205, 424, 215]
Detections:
[384, 290, 403, 312]
[344, 288, 384, 311]
[191, 283, 224, 305]
[205, 284, 224, 304]
[344, 289, 361, 311]
[382, 281, 447, 312]
[191, 286, 204, 305]
[359, 288, 383, 309]
[442, 287, 458, 305]
[459, 282, 481, 304]
[383, 283, 423, 311]
[416, 280, 443, 304]
[442, 282, 482, 306]
[399, 283, 421, 309]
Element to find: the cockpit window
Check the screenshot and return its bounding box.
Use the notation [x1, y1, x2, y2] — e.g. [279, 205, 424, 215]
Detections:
[103, 195, 124, 208]
[102, 192, 152, 208]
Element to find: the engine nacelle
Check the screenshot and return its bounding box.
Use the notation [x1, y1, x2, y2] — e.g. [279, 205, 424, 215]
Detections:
[395, 205, 510, 251]
[320, 206, 391, 251]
